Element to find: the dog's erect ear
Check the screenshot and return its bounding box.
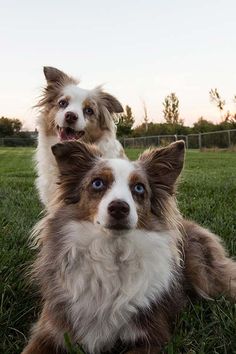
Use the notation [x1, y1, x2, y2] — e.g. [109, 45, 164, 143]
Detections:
[97, 91, 123, 113]
[52, 141, 100, 173]
[139, 140, 185, 195]
[43, 66, 77, 86]
[51, 141, 101, 204]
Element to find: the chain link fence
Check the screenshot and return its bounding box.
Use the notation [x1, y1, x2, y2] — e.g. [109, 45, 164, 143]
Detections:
[0, 129, 236, 149]
[123, 129, 236, 150]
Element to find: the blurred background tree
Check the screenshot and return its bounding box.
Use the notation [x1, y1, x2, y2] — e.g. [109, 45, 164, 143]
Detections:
[209, 88, 226, 121]
[163, 93, 183, 125]
[116, 105, 134, 137]
[0, 117, 22, 137]
[142, 100, 149, 133]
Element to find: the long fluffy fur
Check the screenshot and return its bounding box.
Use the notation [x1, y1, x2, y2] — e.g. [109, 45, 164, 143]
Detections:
[23, 141, 236, 354]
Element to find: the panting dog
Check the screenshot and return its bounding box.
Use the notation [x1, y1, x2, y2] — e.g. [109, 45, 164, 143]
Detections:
[35, 66, 125, 206]
[22, 141, 236, 354]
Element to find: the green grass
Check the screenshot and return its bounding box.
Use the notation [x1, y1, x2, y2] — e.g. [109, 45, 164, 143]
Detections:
[0, 147, 236, 354]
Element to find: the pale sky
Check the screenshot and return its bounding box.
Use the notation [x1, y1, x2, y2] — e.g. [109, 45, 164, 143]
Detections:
[1, 0, 236, 130]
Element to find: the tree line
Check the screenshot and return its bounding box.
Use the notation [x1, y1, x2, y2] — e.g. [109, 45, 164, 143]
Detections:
[117, 89, 236, 137]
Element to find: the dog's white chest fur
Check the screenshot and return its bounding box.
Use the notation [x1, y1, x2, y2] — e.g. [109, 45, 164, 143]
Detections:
[60, 221, 177, 353]
[35, 132, 58, 206]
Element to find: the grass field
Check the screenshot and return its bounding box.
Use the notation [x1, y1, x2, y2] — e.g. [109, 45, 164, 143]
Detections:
[0, 147, 236, 354]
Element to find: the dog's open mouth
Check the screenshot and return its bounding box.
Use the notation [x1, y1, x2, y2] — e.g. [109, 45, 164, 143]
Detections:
[57, 126, 85, 141]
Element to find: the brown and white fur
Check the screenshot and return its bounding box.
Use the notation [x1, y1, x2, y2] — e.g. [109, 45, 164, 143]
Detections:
[22, 141, 236, 354]
[35, 66, 125, 206]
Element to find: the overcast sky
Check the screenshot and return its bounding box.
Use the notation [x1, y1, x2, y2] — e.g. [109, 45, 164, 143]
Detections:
[1, 0, 236, 129]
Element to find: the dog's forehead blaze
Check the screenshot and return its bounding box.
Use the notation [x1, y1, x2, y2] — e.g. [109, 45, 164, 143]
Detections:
[62, 84, 90, 101]
[105, 159, 136, 184]
[100, 159, 148, 189]
[84, 159, 138, 189]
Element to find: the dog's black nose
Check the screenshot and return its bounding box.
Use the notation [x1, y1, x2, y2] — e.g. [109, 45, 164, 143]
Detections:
[108, 200, 130, 219]
[65, 111, 78, 124]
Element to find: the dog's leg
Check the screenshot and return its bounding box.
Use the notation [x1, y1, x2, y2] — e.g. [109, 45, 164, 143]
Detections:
[184, 220, 236, 300]
[21, 334, 66, 354]
[21, 308, 68, 354]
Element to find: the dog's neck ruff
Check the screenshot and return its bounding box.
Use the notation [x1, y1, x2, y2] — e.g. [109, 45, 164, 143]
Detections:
[58, 221, 179, 353]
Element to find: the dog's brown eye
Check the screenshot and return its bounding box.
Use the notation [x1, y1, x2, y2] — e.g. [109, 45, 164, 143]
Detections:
[84, 107, 94, 116]
[59, 99, 68, 109]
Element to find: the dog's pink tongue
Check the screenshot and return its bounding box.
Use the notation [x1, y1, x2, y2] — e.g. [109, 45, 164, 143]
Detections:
[58, 127, 84, 141]
[58, 129, 67, 140]
[60, 130, 76, 141]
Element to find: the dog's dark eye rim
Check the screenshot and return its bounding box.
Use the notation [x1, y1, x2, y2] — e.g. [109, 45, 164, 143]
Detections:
[84, 107, 94, 116]
[132, 183, 145, 194]
[91, 178, 105, 191]
[58, 99, 68, 108]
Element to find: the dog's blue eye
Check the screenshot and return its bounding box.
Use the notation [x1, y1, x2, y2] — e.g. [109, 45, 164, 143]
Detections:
[134, 183, 145, 194]
[84, 107, 94, 116]
[92, 178, 104, 190]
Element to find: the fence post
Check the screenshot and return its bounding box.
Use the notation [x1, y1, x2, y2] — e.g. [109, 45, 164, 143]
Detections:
[228, 130, 231, 147]
[157, 136, 160, 146]
[198, 133, 202, 149]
